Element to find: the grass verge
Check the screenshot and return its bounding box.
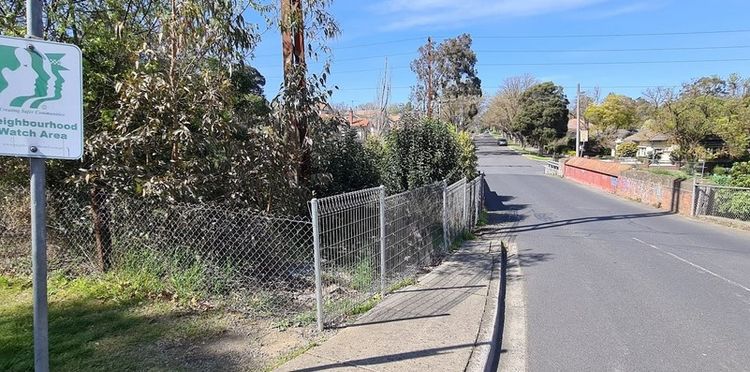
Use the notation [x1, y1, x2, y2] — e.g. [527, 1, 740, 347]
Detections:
[0, 272, 312, 371]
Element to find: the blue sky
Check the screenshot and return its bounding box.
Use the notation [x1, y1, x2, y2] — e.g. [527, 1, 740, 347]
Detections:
[249, 0, 750, 106]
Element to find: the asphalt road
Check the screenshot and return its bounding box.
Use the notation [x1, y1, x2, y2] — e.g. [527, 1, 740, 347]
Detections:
[477, 135, 750, 372]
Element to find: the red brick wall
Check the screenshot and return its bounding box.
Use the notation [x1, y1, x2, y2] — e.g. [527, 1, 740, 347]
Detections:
[562, 159, 695, 215]
[564, 164, 619, 193]
[615, 170, 694, 216]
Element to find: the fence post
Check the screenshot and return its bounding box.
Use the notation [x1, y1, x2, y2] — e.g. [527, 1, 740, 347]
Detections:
[462, 178, 468, 230]
[379, 186, 386, 296]
[691, 180, 699, 217]
[475, 175, 482, 226]
[442, 180, 449, 251]
[310, 198, 324, 331]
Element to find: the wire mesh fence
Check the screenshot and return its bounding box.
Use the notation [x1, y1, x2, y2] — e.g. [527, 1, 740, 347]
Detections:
[1, 185, 316, 318]
[2, 174, 485, 330]
[695, 184, 750, 222]
[310, 176, 484, 327]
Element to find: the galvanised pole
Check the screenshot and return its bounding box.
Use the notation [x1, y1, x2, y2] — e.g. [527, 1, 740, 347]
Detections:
[27, 0, 49, 370]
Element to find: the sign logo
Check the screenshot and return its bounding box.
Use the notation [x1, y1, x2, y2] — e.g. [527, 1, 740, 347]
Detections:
[0, 45, 68, 109]
[0, 36, 83, 160]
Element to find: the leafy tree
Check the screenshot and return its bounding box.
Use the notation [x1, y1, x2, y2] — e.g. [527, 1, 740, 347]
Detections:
[617, 142, 639, 157]
[436, 34, 482, 128]
[585, 93, 638, 149]
[585, 94, 638, 132]
[654, 95, 724, 163]
[513, 82, 569, 150]
[714, 97, 750, 159]
[410, 37, 440, 117]
[681, 75, 729, 98]
[410, 34, 482, 127]
[482, 74, 538, 137]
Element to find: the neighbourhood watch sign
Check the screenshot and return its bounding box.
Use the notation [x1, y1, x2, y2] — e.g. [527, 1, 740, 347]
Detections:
[0, 35, 83, 160]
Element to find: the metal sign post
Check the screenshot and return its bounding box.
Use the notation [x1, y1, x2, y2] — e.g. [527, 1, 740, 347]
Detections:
[0, 1, 83, 370]
[28, 1, 48, 371]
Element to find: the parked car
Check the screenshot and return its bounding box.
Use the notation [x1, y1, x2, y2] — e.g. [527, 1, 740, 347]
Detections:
[497, 138, 508, 146]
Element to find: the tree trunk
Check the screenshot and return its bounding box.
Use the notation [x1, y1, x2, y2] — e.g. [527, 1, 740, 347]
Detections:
[90, 186, 113, 272]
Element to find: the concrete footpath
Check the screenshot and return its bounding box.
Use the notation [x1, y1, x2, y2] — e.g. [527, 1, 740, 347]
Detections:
[277, 233, 503, 372]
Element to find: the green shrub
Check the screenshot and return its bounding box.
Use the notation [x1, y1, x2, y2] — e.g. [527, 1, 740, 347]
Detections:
[729, 161, 750, 188]
[379, 116, 476, 192]
[456, 130, 479, 180]
[616, 142, 639, 157]
[312, 128, 381, 197]
[713, 166, 728, 176]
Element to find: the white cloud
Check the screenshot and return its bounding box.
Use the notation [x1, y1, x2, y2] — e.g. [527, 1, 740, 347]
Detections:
[376, 0, 609, 30]
[580, 1, 664, 19]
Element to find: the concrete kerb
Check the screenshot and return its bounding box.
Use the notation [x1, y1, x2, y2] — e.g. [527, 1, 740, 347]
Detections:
[465, 234, 505, 372]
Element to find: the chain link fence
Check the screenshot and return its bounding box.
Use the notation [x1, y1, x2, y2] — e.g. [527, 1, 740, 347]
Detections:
[1, 185, 316, 319]
[2, 174, 485, 330]
[310, 176, 484, 328]
[694, 184, 750, 222]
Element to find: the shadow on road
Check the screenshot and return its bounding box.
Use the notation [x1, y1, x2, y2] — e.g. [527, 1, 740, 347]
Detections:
[495, 211, 671, 234]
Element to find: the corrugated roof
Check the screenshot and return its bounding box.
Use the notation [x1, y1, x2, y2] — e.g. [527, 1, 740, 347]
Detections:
[565, 157, 634, 177]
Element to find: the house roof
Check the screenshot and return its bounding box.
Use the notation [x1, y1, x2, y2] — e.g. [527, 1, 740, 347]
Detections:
[623, 131, 670, 143]
[350, 118, 370, 128]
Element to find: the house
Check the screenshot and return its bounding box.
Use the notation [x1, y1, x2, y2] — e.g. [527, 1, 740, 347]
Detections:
[346, 109, 400, 140]
[621, 131, 675, 164]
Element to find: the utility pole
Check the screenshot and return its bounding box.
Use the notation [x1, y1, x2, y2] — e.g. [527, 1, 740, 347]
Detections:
[281, 0, 308, 183]
[576, 83, 581, 157]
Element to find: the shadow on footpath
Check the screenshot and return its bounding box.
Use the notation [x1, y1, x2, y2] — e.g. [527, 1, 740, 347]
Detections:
[288, 342, 492, 371]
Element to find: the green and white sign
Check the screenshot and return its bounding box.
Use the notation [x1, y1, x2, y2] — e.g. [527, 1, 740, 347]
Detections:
[0, 35, 82, 160]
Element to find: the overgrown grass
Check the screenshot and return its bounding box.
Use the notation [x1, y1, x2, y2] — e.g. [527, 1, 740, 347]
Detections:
[477, 209, 490, 227]
[386, 277, 418, 293]
[449, 230, 476, 252]
[0, 272, 230, 371]
[645, 168, 689, 179]
[346, 295, 381, 316]
[264, 342, 318, 372]
[351, 258, 376, 292]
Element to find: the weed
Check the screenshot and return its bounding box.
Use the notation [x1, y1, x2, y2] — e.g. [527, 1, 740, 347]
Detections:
[646, 168, 689, 179]
[477, 209, 490, 226]
[170, 261, 207, 301]
[386, 277, 417, 293]
[264, 342, 318, 372]
[346, 294, 381, 316]
[350, 258, 376, 292]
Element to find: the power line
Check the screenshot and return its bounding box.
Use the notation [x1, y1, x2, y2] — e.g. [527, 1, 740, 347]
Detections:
[252, 28, 750, 57]
[255, 44, 750, 62]
[330, 28, 750, 49]
[482, 58, 750, 67]
[471, 28, 750, 39]
[331, 85, 683, 92]
[260, 57, 750, 77]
